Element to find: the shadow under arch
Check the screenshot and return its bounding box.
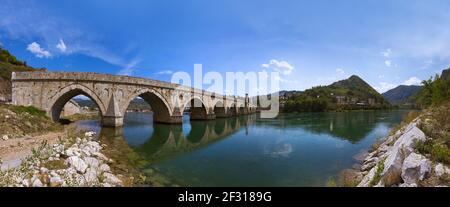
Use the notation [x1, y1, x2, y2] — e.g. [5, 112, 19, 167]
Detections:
[49, 84, 104, 122]
[123, 89, 172, 123]
[182, 96, 209, 120]
[213, 100, 227, 118]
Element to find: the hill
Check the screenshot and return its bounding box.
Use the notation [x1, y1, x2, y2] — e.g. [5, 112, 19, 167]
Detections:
[282, 75, 391, 112]
[382, 85, 423, 105]
[0, 47, 45, 102]
[412, 68, 450, 107]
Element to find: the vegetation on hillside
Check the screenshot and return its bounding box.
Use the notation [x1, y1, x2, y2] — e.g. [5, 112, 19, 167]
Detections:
[0, 104, 62, 139]
[413, 68, 450, 108]
[283, 75, 391, 112]
[382, 85, 423, 105]
[0, 46, 44, 80]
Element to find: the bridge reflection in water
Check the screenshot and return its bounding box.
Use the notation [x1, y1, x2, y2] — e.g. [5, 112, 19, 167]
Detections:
[98, 113, 257, 164]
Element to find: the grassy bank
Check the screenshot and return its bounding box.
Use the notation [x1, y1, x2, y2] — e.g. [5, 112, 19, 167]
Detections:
[0, 104, 63, 139]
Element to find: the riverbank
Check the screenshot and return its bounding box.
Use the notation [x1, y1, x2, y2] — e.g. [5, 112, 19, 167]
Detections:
[0, 104, 129, 187]
[0, 130, 124, 187]
[342, 104, 450, 187]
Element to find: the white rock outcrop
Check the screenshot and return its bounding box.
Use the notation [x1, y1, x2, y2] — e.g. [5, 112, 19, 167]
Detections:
[401, 152, 431, 184]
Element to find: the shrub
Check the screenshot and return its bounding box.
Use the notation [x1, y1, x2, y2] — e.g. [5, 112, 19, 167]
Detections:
[369, 158, 385, 187]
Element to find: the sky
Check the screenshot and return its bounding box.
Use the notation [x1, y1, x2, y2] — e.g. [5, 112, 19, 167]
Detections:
[1, 0, 450, 94]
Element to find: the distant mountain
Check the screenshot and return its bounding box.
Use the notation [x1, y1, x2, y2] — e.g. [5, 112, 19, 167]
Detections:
[281, 75, 391, 112]
[382, 85, 423, 105]
[74, 97, 152, 111]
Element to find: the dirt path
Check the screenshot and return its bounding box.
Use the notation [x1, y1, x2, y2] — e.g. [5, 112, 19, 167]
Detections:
[0, 130, 70, 170]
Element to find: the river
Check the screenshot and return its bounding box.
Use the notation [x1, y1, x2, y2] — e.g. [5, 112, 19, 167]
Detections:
[74, 110, 410, 186]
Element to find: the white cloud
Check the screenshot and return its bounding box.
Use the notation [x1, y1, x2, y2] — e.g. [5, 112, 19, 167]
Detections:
[56, 38, 67, 52]
[261, 59, 294, 75]
[375, 82, 396, 93]
[336, 68, 345, 74]
[0, 1, 132, 68]
[382, 49, 392, 58]
[384, 60, 392, 67]
[117, 59, 140, 76]
[155, 70, 174, 75]
[378, 74, 385, 79]
[402, 77, 422, 86]
[26, 42, 51, 58]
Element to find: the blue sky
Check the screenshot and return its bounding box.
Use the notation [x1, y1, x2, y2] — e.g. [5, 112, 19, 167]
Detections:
[1, 0, 450, 93]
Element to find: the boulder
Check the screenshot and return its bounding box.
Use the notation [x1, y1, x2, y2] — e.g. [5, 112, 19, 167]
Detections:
[2, 135, 9, 140]
[358, 167, 376, 187]
[83, 157, 100, 168]
[32, 178, 43, 187]
[49, 176, 63, 187]
[84, 168, 99, 185]
[65, 147, 81, 157]
[399, 183, 418, 187]
[380, 123, 426, 186]
[401, 153, 431, 184]
[103, 172, 122, 186]
[99, 164, 111, 173]
[434, 163, 450, 177]
[65, 156, 88, 173]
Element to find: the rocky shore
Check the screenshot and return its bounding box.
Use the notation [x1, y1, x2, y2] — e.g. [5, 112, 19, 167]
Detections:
[354, 118, 449, 187]
[0, 131, 123, 187]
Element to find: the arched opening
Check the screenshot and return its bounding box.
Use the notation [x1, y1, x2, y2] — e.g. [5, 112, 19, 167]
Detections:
[213, 100, 227, 118]
[183, 97, 208, 120]
[123, 91, 172, 124]
[50, 89, 102, 124]
[229, 103, 238, 116]
[238, 106, 245, 115]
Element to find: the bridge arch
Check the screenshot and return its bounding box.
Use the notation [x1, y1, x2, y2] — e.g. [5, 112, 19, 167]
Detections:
[181, 96, 213, 120]
[48, 83, 106, 122]
[122, 88, 174, 123]
[213, 99, 228, 118]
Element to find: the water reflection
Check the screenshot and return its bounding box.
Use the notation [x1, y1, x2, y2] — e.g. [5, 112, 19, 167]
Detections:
[96, 113, 256, 164]
[256, 111, 406, 143]
[75, 110, 409, 186]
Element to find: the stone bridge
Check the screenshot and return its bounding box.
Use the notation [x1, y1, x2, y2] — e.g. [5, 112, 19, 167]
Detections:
[11, 72, 256, 127]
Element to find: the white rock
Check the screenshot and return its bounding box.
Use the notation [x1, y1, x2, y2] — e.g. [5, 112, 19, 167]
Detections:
[380, 123, 426, 186]
[65, 147, 81, 157]
[86, 141, 102, 151]
[49, 176, 64, 187]
[2, 135, 9, 140]
[434, 163, 450, 177]
[358, 167, 376, 187]
[401, 153, 432, 184]
[361, 161, 377, 172]
[92, 152, 108, 161]
[99, 164, 111, 172]
[21, 179, 30, 187]
[103, 172, 122, 186]
[399, 183, 418, 187]
[65, 156, 88, 173]
[84, 168, 99, 185]
[40, 167, 49, 173]
[32, 178, 43, 187]
[83, 157, 100, 168]
[85, 131, 96, 137]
